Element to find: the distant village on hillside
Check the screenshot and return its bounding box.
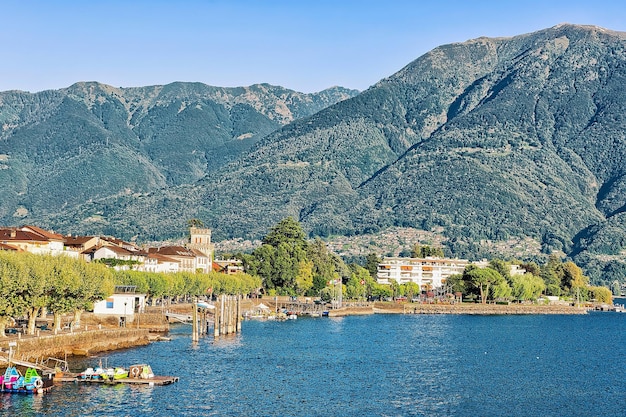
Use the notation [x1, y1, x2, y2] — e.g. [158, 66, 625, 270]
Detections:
[0, 224, 243, 275]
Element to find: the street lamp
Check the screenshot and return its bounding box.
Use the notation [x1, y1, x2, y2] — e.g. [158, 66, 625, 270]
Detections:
[124, 302, 127, 327]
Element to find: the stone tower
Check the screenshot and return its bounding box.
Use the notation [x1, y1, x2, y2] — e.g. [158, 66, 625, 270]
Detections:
[188, 227, 214, 264]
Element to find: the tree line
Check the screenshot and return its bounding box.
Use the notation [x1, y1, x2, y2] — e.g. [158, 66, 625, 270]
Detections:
[0, 250, 260, 337]
[231, 218, 613, 305]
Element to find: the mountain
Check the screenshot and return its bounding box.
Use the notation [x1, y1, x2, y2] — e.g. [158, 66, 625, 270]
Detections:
[0, 82, 359, 223]
[3, 24, 626, 285]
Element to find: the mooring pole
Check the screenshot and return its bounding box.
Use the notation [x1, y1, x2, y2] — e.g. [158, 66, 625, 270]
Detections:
[214, 298, 220, 337]
[237, 295, 242, 332]
[192, 299, 198, 342]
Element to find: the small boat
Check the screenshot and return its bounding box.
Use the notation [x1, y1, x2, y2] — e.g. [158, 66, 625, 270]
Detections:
[2, 368, 43, 393]
[79, 367, 96, 380]
[113, 367, 128, 380]
[197, 301, 215, 309]
[89, 367, 105, 380]
[3, 367, 21, 390]
[129, 364, 154, 379]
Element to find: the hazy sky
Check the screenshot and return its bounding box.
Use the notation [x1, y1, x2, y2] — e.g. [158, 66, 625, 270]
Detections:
[3, 0, 626, 93]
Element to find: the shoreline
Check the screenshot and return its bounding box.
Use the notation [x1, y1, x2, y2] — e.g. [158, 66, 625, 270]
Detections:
[0, 303, 593, 363]
[329, 302, 590, 316]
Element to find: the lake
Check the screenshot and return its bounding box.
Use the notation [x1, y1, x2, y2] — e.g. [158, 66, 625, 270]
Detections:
[2, 311, 625, 416]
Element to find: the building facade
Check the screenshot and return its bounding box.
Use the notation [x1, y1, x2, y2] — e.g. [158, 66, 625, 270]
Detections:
[377, 257, 472, 289]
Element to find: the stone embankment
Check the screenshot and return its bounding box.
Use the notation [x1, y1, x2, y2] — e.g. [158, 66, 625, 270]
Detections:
[0, 312, 170, 362]
[373, 302, 589, 315]
[326, 302, 590, 316]
[0, 328, 151, 362]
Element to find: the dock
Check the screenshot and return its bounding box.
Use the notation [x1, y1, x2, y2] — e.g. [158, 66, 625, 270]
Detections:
[55, 375, 179, 386]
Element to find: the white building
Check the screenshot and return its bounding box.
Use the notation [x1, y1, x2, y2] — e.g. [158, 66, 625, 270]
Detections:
[377, 257, 472, 289]
[92, 286, 146, 324]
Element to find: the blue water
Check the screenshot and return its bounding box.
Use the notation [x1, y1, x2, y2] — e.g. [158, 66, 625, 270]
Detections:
[2, 313, 625, 416]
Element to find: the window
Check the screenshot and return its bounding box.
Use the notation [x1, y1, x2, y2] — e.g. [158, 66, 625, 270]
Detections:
[106, 298, 114, 309]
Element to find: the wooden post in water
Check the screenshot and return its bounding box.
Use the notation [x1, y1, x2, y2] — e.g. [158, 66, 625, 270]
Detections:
[192, 299, 198, 342]
[226, 296, 232, 334]
[214, 298, 220, 337]
[228, 295, 235, 334]
[220, 294, 226, 336]
[236, 295, 242, 332]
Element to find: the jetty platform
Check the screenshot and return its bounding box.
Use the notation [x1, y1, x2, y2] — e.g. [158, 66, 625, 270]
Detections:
[55, 374, 179, 386]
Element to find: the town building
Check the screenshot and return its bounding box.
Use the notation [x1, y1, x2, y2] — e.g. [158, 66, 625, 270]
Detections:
[92, 285, 146, 325]
[213, 258, 244, 274]
[377, 257, 473, 289]
[0, 225, 67, 256]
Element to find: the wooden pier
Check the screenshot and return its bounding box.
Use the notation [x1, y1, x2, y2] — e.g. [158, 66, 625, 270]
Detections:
[55, 374, 179, 386]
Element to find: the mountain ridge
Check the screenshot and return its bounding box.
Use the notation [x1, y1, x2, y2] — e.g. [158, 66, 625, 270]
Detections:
[2, 24, 626, 285]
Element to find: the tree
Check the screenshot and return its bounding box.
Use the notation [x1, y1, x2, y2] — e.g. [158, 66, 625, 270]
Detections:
[489, 259, 512, 285]
[465, 267, 504, 304]
[295, 259, 314, 296]
[0, 254, 29, 337]
[590, 286, 612, 304]
[446, 273, 466, 296]
[611, 280, 622, 296]
[561, 261, 588, 294]
[403, 282, 420, 301]
[262, 217, 307, 249]
[411, 244, 444, 258]
[364, 253, 380, 279]
[187, 218, 204, 228]
[308, 238, 341, 295]
[248, 217, 309, 294]
[511, 273, 545, 302]
[540, 254, 562, 296]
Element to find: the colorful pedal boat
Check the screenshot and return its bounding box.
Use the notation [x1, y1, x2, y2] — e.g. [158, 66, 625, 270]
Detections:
[2, 366, 21, 390]
[1, 367, 44, 393]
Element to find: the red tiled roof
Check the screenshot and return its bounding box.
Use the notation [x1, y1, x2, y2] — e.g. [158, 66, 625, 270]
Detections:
[147, 253, 180, 264]
[64, 235, 97, 245]
[97, 245, 134, 256]
[149, 246, 195, 257]
[21, 225, 64, 241]
[0, 228, 51, 242]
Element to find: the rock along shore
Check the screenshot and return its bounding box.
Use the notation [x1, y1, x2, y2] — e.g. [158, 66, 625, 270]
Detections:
[330, 302, 590, 316]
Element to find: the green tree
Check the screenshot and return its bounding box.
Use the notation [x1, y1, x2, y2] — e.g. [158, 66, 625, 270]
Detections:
[561, 261, 588, 294]
[403, 282, 420, 301]
[262, 217, 307, 249]
[411, 244, 444, 258]
[308, 238, 340, 294]
[248, 217, 309, 294]
[296, 259, 314, 296]
[540, 254, 562, 296]
[511, 273, 546, 302]
[465, 267, 504, 304]
[489, 259, 512, 285]
[364, 253, 380, 279]
[0, 253, 29, 337]
[445, 273, 466, 296]
[590, 286, 612, 304]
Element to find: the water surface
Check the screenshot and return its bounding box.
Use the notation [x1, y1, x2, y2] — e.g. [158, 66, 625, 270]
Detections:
[2, 313, 624, 416]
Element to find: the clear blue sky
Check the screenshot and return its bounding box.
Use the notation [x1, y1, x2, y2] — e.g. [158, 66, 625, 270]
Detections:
[2, 0, 626, 93]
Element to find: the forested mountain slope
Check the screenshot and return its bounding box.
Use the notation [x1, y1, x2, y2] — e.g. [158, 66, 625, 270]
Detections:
[8, 24, 626, 284]
[0, 82, 358, 223]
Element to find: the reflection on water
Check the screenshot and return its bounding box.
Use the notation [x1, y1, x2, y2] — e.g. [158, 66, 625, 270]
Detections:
[2, 313, 625, 416]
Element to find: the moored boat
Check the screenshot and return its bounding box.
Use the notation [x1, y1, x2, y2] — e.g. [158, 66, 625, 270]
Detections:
[129, 364, 154, 379]
[113, 367, 128, 380]
[1, 367, 46, 394]
[2, 367, 21, 390]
